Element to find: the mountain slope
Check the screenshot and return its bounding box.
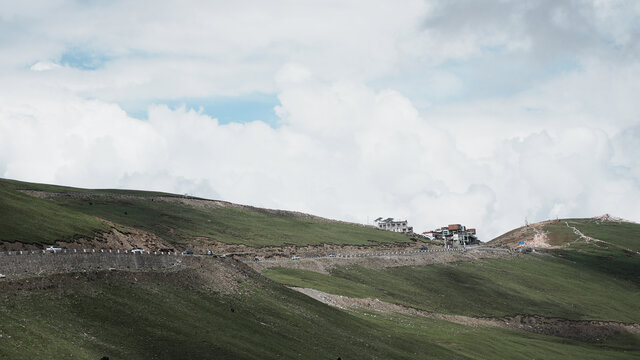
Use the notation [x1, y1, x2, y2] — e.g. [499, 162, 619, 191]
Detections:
[490, 216, 640, 252]
[489, 217, 640, 284]
[1, 179, 639, 358]
[1, 258, 637, 360]
[0, 178, 410, 247]
[262, 216, 640, 353]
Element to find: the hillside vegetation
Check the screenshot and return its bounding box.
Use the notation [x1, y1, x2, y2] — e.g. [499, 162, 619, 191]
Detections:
[264, 254, 640, 322]
[1, 261, 637, 360]
[1, 179, 639, 358]
[265, 218, 640, 321]
[0, 178, 410, 247]
[490, 218, 640, 284]
[490, 217, 640, 251]
[0, 180, 110, 244]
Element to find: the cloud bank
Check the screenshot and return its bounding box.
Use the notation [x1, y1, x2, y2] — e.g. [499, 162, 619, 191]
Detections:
[1, 0, 639, 238]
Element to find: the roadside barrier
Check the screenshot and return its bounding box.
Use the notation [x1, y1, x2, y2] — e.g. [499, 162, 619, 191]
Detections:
[252, 246, 470, 263]
[0, 250, 192, 280]
[0, 245, 475, 269]
[0, 249, 180, 257]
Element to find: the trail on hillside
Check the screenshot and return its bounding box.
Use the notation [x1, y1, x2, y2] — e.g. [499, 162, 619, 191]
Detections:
[565, 222, 605, 244]
[292, 287, 640, 342]
[565, 222, 640, 255]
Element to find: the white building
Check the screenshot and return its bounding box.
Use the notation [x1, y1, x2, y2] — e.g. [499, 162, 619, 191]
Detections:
[374, 217, 413, 234]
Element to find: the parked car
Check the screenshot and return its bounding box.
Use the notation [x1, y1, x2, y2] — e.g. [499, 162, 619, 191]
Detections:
[206, 250, 215, 256]
[131, 248, 144, 254]
[0, 274, 6, 279]
[182, 249, 194, 255]
[46, 245, 62, 253]
[291, 256, 301, 260]
[420, 247, 429, 251]
[328, 253, 336, 257]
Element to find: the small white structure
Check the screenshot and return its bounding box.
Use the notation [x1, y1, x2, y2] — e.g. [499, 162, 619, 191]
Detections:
[374, 217, 413, 234]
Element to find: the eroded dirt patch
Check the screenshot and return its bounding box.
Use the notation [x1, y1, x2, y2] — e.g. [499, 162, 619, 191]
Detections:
[59, 220, 174, 251]
[292, 287, 640, 342]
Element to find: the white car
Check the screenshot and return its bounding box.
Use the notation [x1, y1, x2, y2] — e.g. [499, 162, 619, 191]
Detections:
[291, 256, 301, 260]
[0, 274, 6, 279]
[46, 246, 63, 253]
[131, 248, 144, 254]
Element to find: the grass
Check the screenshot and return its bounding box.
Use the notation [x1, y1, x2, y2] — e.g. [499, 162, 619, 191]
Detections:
[1, 178, 183, 197]
[47, 196, 412, 246]
[552, 245, 640, 285]
[543, 221, 579, 246]
[264, 255, 640, 322]
[490, 218, 640, 251]
[0, 269, 637, 359]
[0, 178, 411, 247]
[1, 183, 639, 358]
[489, 219, 579, 247]
[0, 180, 109, 245]
[542, 219, 640, 285]
[569, 219, 640, 252]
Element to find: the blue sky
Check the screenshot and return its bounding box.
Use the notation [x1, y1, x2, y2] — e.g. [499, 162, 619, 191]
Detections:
[120, 94, 281, 126]
[59, 48, 112, 70]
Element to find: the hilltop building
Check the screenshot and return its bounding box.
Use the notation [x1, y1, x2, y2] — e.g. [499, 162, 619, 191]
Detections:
[374, 217, 413, 234]
[422, 224, 479, 246]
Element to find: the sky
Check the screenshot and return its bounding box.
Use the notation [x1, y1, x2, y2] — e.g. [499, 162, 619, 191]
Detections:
[1, 0, 640, 239]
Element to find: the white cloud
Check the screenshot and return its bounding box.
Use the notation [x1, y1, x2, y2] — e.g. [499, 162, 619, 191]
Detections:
[3, 63, 639, 239]
[1, 1, 639, 239]
[29, 61, 61, 72]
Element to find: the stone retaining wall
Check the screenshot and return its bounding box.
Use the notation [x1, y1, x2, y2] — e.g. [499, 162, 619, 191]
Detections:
[0, 251, 185, 279]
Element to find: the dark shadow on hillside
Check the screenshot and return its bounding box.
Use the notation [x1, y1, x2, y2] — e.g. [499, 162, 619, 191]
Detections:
[403, 265, 591, 320]
[551, 248, 640, 287]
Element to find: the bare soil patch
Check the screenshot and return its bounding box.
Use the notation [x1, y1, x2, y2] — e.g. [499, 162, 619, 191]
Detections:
[292, 287, 640, 342]
[59, 220, 174, 251]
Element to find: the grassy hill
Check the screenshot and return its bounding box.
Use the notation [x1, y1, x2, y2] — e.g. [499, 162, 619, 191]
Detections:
[260, 217, 640, 357]
[1, 179, 639, 358]
[264, 218, 640, 321]
[1, 260, 637, 360]
[490, 217, 640, 252]
[264, 254, 640, 322]
[490, 218, 640, 284]
[0, 178, 410, 247]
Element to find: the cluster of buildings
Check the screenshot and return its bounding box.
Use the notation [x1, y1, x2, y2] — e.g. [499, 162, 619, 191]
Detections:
[422, 224, 479, 246]
[374, 217, 479, 246]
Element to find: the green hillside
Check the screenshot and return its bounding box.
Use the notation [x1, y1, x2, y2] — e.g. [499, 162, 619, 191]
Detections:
[265, 254, 640, 322]
[1, 263, 637, 360]
[0, 178, 410, 247]
[0, 180, 110, 244]
[1, 180, 639, 358]
[490, 218, 640, 284]
[265, 219, 640, 322]
[490, 217, 640, 252]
